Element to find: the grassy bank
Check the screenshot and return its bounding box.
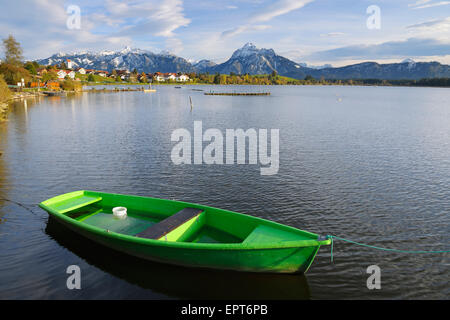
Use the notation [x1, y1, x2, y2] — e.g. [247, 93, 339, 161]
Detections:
[0, 75, 11, 121]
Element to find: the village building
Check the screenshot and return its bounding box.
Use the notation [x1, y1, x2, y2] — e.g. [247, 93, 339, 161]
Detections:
[95, 70, 109, 77]
[176, 74, 190, 82]
[56, 70, 75, 80]
[66, 59, 74, 69]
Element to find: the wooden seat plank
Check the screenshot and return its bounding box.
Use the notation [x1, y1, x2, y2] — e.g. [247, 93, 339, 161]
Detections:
[136, 207, 203, 239]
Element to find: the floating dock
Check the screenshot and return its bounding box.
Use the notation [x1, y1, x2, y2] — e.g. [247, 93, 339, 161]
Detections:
[204, 92, 270, 96]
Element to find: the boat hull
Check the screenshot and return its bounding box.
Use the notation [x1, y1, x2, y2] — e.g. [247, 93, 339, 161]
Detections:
[40, 191, 330, 274]
[52, 217, 320, 273]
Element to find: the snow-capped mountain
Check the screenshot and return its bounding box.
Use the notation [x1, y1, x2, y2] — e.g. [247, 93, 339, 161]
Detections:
[208, 43, 305, 75]
[37, 47, 195, 73]
[192, 59, 217, 73]
[36, 44, 450, 80]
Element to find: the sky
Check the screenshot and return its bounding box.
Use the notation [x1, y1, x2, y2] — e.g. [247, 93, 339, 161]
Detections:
[0, 0, 449, 67]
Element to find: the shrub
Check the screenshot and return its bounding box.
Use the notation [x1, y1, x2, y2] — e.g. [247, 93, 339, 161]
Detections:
[0, 75, 12, 104]
[61, 79, 82, 91]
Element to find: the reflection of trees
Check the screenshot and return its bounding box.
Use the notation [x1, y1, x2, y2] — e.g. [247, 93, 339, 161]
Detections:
[0, 118, 9, 216]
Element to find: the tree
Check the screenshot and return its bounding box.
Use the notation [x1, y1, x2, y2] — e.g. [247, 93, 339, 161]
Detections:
[213, 73, 220, 84]
[0, 63, 31, 85]
[24, 61, 37, 75]
[2, 35, 23, 67]
[87, 74, 95, 82]
[140, 72, 147, 83]
[42, 70, 58, 82]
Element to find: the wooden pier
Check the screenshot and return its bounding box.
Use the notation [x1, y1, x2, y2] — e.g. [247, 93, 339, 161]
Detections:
[204, 92, 270, 96]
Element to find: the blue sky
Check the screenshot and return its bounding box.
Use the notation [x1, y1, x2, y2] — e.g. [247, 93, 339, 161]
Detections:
[0, 0, 449, 66]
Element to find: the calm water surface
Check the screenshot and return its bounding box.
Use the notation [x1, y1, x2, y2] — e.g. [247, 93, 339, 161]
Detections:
[0, 85, 449, 299]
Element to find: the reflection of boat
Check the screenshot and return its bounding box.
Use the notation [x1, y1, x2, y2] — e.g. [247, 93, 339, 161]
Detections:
[40, 190, 330, 274]
[174, 86, 182, 89]
[143, 84, 156, 92]
[43, 91, 66, 96]
[45, 216, 311, 299]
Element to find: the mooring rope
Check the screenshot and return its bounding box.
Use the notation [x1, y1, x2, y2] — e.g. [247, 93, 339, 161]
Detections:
[326, 235, 450, 263]
[0, 198, 44, 218]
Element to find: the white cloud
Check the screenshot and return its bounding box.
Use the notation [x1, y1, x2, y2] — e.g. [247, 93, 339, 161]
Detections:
[221, 0, 314, 38]
[408, 0, 432, 7]
[105, 0, 191, 37]
[0, 0, 191, 59]
[304, 38, 450, 62]
[406, 17, 450, 40]
[221, 24, 271, 38]
[409, 1, 450, 9]
[249, 0, 315, 23]
[320, 32, 346, 37]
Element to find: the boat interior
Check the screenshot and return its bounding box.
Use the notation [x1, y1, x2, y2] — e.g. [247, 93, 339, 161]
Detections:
[42, 191, 317, 245]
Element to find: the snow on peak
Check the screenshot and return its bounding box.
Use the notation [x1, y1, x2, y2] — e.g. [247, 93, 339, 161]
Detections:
[231, 43, 275, 59]
[402, 58, 416, 64]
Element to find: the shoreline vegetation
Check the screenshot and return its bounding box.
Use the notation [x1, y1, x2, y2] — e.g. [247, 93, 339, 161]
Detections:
[1, 34, 450, 121]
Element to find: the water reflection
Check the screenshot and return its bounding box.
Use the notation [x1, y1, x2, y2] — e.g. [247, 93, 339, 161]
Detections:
[45, 216, 311, 300]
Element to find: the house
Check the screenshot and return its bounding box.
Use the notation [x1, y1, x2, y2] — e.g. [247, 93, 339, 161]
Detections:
[95, 70, 109, 77]
[165, 73, 177, 81]
[176, 74, 190, 82]
[76, 68, 86, 75]
[56, 70, 76, 80]
[114, 69, 131, 80]
[36, 68, 48, 76]
[153, 72, 165, 82]
[153, 72, 178, 82]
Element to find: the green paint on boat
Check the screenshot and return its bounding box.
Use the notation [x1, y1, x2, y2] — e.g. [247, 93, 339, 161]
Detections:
[40, 191, 331, 274]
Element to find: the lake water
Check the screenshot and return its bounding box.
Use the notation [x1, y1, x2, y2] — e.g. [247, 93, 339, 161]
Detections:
[0, 85, 449, 299]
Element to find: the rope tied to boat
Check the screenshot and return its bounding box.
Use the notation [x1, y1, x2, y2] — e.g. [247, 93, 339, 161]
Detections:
[0, 197, 44, 219]
[326, 235, 450, 263]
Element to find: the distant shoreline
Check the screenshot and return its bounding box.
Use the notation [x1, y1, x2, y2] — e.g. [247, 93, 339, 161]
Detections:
[82, 82, 450, 88]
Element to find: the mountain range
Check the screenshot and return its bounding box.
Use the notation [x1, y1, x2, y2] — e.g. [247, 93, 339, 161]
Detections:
[37, 43, 450, 80]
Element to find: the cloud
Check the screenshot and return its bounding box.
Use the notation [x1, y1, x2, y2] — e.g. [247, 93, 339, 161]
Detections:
[165, 37, 184, 54]
[249, 0, 314, 23]
[104, 0, 191, 37]
[221, 25, 272, 38]
[405, 17, 450, 40]
[408, 0, 432, 7]
[407, 17, 450, 30]
[221, 0, 314, 38]
[0, 0, 191, 59]
[409, 0, 450, 9]
[304, 38, 450, 61]
[320, 32, 346, 37]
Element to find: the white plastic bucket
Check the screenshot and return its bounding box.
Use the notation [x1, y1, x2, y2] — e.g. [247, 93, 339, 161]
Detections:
[112, 207, 127, 219]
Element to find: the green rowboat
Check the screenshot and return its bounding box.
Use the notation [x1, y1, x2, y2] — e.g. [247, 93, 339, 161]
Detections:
[40, 191, 331, 274]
